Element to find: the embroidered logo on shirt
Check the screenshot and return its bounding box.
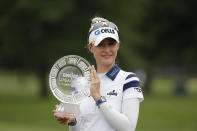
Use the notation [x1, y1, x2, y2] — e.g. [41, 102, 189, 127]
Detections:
[134, 87, 142, 93]
[107, 90, 118, 96]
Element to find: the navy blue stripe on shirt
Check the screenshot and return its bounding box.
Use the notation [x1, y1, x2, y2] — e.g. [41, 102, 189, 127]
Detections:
[123, 80, 140, 91]
[125, 74, 137, 80]
[106, 64, 120, 81]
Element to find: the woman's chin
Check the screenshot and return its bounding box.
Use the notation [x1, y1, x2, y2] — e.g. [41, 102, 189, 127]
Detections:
[101, 61, 114, 67]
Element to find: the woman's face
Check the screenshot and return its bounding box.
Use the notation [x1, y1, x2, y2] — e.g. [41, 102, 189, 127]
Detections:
[88, 38, 120, 67]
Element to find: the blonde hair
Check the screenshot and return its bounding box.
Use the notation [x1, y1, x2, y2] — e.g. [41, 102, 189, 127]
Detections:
[91, 17, 109, 25]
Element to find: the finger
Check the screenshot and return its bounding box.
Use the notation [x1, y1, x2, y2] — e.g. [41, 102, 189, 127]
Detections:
[68, 117, 75, 123]
[61, 118, 69, 124]
[60, 120, 67, 125]
[57, 116, 70, 122]
[90, 65, 95, 81]
[56, 117, 63, 121]
[58, 119, 67, 125]
[92, 65, 99, 80]
[89, 66, 92, 71]
[57, 116, 66, 120]
[92, 65, 97, 79]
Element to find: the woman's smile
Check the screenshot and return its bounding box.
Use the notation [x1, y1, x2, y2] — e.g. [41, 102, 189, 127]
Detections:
[102, 54, 112, 59]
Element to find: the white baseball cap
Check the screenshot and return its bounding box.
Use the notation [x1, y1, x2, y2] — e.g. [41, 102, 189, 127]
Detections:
[88, 27, 119, 46]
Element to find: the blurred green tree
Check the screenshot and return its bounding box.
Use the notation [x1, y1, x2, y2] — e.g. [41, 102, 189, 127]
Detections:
[0, 0, 196, 96]
[0, 0, 104, 97]
[128, 0, 197, 93]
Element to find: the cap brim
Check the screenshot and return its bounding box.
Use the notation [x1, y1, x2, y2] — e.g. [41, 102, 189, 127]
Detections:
[94, 33, 119, 46]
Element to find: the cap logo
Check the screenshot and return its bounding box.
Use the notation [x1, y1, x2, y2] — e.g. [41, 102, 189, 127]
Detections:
[94, 28, 115, 36]
[94, 30, 101, 35]
[89, 27, 119, 46]
[91, 38, 95, 45]
[101, 29, 115, 34]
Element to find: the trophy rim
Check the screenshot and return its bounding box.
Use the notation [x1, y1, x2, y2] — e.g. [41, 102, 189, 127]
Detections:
[49, 55, 91, 103]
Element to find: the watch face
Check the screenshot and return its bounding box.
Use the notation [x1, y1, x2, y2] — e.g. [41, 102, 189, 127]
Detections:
[49, 55, 91, 103]
[101, 96, 107, 102]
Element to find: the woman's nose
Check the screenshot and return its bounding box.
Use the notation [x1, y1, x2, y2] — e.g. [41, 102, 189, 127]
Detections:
[103, 45, 111, 52]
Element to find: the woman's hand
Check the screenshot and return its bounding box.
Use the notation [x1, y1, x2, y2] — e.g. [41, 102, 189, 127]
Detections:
[52, 105, 75, 126]
[89, 65, 101, 102]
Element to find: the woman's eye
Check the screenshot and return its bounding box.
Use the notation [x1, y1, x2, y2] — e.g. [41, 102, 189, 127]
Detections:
[109, 42, 115, 46]
[98, 43, 104, 47]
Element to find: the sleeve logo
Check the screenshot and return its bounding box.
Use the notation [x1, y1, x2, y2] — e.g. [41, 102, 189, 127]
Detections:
[134, 87, 142, 93]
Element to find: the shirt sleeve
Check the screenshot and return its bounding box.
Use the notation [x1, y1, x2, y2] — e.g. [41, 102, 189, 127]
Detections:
[69, 117, 80, 131]
[100, 98, 141, 131]
[123, 73, 144, 102]
[98, 73, 144, 131]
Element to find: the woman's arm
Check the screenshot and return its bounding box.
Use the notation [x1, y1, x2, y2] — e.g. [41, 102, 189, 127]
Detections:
[100, 98, 140, 131]
[89, 66, 142, 131]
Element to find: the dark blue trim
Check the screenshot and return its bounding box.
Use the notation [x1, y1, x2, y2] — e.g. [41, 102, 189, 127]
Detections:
[123, 81, 140, 91]
[125, 74, 137, 80]
[68, 118, 77, 126]
[106, 64, 120, 81]
[96, 99, 103, 105]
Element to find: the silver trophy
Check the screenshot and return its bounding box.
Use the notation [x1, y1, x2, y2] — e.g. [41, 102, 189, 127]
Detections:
[49, 55, 91, 117]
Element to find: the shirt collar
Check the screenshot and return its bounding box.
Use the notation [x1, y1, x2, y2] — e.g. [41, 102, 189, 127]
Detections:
[105, 64, 120, 81]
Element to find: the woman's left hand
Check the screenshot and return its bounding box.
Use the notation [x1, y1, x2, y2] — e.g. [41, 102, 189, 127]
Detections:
[52, 105, 75, 126]
[89, 65, 101, 102]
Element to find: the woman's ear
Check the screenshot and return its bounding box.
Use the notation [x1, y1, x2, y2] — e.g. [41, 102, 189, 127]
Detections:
[116, 42, 120, 50]
[88, 44, 93, 53]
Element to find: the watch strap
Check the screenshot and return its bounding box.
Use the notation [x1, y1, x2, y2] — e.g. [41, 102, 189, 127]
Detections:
[96, 96, 107, 106]
[96, 99, 103, 105]
[68, 118, 77, 126]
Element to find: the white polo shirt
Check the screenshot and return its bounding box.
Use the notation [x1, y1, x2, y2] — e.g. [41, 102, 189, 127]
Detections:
[70, 64, 144, 131]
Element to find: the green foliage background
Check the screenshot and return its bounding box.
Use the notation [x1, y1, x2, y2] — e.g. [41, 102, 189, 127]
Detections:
[0, 0, 197, 130]
[0, 71, 197, 130]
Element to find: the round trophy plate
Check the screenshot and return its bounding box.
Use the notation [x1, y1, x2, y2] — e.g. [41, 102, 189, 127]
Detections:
[49, 55, 91, 104]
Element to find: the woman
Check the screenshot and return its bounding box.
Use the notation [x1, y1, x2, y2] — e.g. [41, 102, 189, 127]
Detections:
[53, 17, 144, 131]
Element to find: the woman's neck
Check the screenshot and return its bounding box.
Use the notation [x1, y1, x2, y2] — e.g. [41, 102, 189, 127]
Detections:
[96, 63, 115, 73]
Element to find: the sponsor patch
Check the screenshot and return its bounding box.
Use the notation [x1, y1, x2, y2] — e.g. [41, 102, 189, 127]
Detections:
[107, 90, 118, 96]
[94, 28, 115, 36]
[134, 87, 142, 93]
[94, 30, 100, 35]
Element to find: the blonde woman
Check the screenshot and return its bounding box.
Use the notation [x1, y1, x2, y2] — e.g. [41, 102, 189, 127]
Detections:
[53, 17, 144, 131]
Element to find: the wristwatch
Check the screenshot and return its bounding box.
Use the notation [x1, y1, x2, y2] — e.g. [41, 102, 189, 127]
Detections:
[96, 96, 107, 107]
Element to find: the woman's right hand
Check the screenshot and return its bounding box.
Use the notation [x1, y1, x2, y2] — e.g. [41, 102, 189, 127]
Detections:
[52, 105, 75, 126]
[89, 65, 101, 102]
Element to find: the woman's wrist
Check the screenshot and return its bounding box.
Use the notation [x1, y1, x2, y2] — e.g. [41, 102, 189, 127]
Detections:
[68, 118, 77, 126]
[93, 94, 101, 102]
